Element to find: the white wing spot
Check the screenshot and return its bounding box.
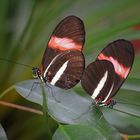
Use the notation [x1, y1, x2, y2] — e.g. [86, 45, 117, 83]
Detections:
[91, 71, 108, 99]
[43, 55, 59, 78]
[50, 61, 69, 85]
[102, 83, 114, 103]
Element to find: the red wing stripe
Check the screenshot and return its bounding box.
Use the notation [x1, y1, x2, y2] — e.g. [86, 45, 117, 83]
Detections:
[98, 53, 130, 79]
[48, 36, 82, 51]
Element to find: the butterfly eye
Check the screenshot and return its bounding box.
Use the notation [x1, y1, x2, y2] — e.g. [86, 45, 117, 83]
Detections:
[32, 67, 40, 78]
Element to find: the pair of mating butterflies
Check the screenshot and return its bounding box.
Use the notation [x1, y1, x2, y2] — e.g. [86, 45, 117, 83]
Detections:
[32, 16, 134, 107]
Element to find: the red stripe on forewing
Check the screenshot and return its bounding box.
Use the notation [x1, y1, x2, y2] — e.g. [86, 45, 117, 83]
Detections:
[98, 53, 130, 79]
[48, 36, 82, 51]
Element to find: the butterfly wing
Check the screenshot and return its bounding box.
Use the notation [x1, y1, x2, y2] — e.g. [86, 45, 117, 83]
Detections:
[97, 39, 134, 100]
[81, 60, 115, 103]
[44, 50, 85, 89]
[41, 16, 85, 73]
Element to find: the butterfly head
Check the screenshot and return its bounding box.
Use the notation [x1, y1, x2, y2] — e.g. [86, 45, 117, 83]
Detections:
[32, 67, 40, 78]
[32, 67, 47, 83]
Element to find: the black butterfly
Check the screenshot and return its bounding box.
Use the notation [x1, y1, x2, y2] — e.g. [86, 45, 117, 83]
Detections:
[32, 16, 85, 89]
[81, 39, 134, 107]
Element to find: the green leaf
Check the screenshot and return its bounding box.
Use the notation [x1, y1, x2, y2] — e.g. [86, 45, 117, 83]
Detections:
[53, 125, 105, 140]
[15, 80, 123, 139]
[0, 124, 7, 140]
[74, 80, 140, 134]
[15, 80, 102, 126]
[52, 124, 121, 140]
[101, 78, 140, 134]
[102, 107, 140, 134]
[123, 78, 140, 94]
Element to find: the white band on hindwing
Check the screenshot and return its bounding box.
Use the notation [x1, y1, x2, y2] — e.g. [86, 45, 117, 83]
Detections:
[50, 60, 69, 85]
[91, 71, 108, 99]
[43, 51, 71, 79]
[102, 83, 114, 103]
[43, 55, 60, 78]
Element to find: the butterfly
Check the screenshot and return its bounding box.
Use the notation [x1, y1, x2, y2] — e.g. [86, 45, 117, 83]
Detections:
[32, 16, 85, 89]
[81, 39, 135, 107]
[32, 15, 134, 107]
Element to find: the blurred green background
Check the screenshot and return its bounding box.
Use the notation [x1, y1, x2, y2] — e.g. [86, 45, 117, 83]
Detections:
[0, 0, 140, 139]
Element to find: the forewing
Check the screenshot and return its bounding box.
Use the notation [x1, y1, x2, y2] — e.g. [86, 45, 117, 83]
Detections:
[97, 39, 134, 98]
[41, 16, 85, 72]
[44, 50, 85, 89]
[81, 60, 115, 103]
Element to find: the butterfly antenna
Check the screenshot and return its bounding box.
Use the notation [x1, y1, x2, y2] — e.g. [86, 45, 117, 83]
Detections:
[0, 58, 33, 68]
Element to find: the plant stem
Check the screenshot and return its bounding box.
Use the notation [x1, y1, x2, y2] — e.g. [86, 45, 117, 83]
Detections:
[41, 83, 52, 139]
[0, 85, 15, 99]
[121, 134, 140, 140]
[128, 135, 140, 139]
[0, 100, 43, 115]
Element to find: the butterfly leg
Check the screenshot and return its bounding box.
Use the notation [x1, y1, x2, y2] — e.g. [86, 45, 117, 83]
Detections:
[25, 81, 40, 98]
[73, 101, 95, 120]
[108, 99, 116, 108]
[102, 98, 116, 108]
[45, 83, 61, 103]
